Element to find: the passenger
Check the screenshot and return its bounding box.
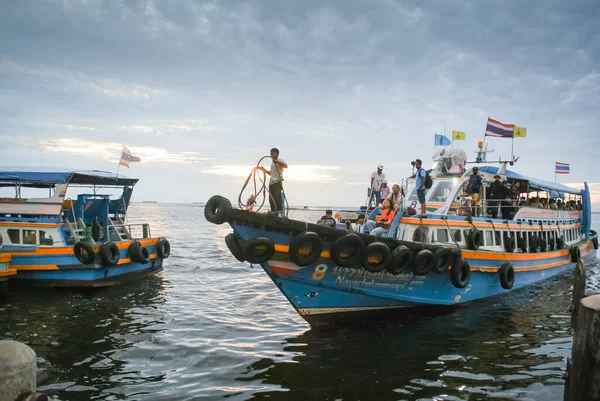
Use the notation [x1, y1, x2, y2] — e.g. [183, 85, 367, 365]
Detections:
[367, 199, 395, 237]
[557, 199, 565, 210]
[368, 165, 386, 207]
[260, 148, 288, 215]
[457, 190, 472, 216]
[345, 214, 366, 233]
[518, 196, 527, 208]
[549, 199, 558, 210]
[468, 166, 482, 216]
[319, 209, 336, 224]
[529, 197, 540, 208]
[386, 184, 405, 213]
[577, 199, 583, 210]
[414, 159, 428, 215]
[379, 180, 390, 201]
[489, 174, 508, 219]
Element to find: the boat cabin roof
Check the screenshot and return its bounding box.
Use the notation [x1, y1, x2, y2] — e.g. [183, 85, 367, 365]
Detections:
[0, 170, 138, 188]
[477, 166, 580, 196]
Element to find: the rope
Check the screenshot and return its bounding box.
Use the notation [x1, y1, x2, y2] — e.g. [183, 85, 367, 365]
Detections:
[237, 155, 289, 217]
[442, 216, 461, 252]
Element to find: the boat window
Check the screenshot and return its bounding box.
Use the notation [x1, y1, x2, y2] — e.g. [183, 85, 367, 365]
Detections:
[413, 227, 430, 243]
[7, 229, 19, 244]
[437, 229, 449, 243]
[428, 181, 455, 203]
[452, 229, 462, 242]
[23, 230, 37, 245]
[407, 187, 419, 201]
[495, 231, 502, 246]
[39, 230, 54, 246]
[485, 231, 494, 246]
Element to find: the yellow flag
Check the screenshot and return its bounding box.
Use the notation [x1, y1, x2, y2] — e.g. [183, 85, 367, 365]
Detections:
[452, 130, 466, 140]
[513, 126, 527, 138]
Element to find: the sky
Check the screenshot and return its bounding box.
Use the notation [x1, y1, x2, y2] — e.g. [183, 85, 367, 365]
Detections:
[1, 0, 599, 208]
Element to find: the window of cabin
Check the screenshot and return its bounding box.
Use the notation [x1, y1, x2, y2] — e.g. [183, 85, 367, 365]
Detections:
[39, 230, 54, 246]
[22, 230, 37, 245]
[437, 229, 449, 243]
[428, 181, 455, 203]
[7, 229, 20, 244]
[485, 231, 494, 246]
[495, 231, 502, 246]
[452, 229, 462, 242]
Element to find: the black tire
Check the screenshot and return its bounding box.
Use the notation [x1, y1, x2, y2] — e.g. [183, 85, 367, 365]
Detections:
[548, 236, 555, 251]
[504, 234, 516, 253]
[539, 238, 547, 252]
[330, 233, 365, 267]
[430, 248, 452, 274]
[451, 258, 471, 289]
[529, 235, 540, 253]
[74, 242, 95, 264]
[128, 241, 150, 264]
[204, 195, 232, 225]
[387, 245, 412, 275]
[591, 230, 598, 249]
[467, 228, 482, 250]
[361, 242, 392, 273]
[99, 241, 120, 266]
[570, 246, 581, 263]
[556, 237, 565, 249]
[518, 235, 527, 253]
[411, 249, 433, 276]
[499, 262, 515, 290]
[289, 232, 322, 266]
[225, 233, 245, 262]
[156, 238, 171, 258]
[242, 237, 275, 264]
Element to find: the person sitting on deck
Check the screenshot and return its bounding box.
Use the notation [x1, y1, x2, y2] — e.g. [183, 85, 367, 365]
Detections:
[386, 184, 405, 213]
[577, 199, 583, 210]
[457, 190, 472, 216]
[365, 199, 395, 237]
[317, 209, 336, 227]
[345, 214, 365, 233]
[549, 199, 558, 210]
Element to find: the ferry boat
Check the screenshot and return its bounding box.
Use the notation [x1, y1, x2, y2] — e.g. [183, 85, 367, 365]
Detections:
[0, 170, 171, 287]
[205, 144, 597, 324]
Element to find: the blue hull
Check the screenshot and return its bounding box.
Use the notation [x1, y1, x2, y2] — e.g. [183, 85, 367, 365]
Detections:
[232, 223, 596, 323]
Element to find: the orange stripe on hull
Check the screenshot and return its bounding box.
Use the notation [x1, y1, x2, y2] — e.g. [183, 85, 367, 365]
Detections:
[16, 265, 60, 271]
[463, 241, 593, 261]
[0, 254, 11, 263]
[0, 222, 64, 228]
[274, 244, 330, 258]
[401, 218, 579, 231]
[8, 239, 159, 256]
[0, 268, 17, 277]
[472, 248, 595, 272]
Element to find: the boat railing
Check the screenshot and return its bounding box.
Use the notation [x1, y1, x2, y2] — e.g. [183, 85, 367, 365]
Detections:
[107, 223, 152, 242]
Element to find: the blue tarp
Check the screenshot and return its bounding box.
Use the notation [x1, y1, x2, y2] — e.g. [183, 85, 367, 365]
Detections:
[478, 166, 581, 196]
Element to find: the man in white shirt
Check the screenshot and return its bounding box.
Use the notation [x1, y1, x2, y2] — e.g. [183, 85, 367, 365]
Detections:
[369, 165, 385, 206]
[260, 148, 288, 214]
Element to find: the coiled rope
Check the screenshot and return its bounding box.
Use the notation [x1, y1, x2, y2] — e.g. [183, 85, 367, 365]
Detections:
[237, 155, 289, 216]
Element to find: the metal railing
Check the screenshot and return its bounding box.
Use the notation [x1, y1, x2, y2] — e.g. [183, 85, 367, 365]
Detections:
[107, 223, 151, 242]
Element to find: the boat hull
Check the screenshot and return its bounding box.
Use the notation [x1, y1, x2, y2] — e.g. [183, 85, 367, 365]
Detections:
[232, 223, 596, 324]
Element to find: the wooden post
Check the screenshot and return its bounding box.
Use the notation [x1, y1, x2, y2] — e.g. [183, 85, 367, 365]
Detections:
[571, 260, 587, 330]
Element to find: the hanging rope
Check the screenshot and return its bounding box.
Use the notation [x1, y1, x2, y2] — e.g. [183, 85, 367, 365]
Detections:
[237, 155, 289, 217]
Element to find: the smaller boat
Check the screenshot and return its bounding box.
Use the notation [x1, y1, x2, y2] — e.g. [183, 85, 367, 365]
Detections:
[0, 170, 171, 287]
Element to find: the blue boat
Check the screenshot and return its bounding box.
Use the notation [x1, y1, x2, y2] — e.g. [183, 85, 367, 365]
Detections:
[205, 150, 597, 324]
[0, 170, 171, 287]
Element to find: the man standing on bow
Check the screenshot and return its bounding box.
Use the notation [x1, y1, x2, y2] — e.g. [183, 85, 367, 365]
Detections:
[369, 165, 385, 207]
[260, 148, 288, 214]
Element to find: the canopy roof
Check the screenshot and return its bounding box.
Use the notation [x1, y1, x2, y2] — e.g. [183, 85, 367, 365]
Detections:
[478, 166, 581, 196]
[0, 170, 138, 187]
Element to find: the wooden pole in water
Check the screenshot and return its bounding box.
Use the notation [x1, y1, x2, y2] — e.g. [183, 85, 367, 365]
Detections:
[564, 259, 600, 401]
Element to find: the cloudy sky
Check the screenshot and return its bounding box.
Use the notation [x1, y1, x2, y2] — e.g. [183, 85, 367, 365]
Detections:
[1, 0, 599, 207]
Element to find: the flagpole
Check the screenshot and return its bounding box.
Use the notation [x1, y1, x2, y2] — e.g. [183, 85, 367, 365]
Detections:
[116, 145, 123, 177]
[511, 135, 514, 162]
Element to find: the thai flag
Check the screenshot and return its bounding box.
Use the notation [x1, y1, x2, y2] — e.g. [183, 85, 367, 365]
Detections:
[485, 117, 514, 138]
[555, 162, 570, 174]
[119, 145, 141, 168]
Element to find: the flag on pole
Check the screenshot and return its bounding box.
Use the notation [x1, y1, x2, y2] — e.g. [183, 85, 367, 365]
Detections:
[119, 145, 141, 168]
[513, 126, 527, 138]
[434, 134, 451, 146]
[452, 130, 466, 140]
[555, 162, 570, 174]
[485, 117, 514, 138]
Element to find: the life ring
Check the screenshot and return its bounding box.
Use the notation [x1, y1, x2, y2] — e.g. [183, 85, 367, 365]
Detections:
[450, 258, 471, 289]
[330, 233, 365, 267]
[556, 237, 565, 249]
[517, 235, 527, 253]
[99, 241, 120, 266]
[225, 233, 245, 262]
[289, 232, 322, 266]
[499, 262, 515, 290]
[204, 195, 232, 225]
[387, 245, 412, 275]
[591, 230, 599, 250]
[74, 242, 95, 264]
[128, 241, 150, 264]
[504, 234, 515, 253]
[411, 249, 433, 276]
[430, 248, 452, 274]
[156, 238, 171, 258]
[361, 242, 392, 273]
[242, 237, 275, 264]
[467, 228, 482, 250]
[570, 246, 581, 263]
[539, 238, 547, 252]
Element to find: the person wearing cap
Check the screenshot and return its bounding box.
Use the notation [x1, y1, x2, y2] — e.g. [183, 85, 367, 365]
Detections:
[368, 165, 386, 207]
[379, 180, 390, 200]
[346, 214, 365, 233]
[489, 174, 508, 219]
[468, 166, 482, 216]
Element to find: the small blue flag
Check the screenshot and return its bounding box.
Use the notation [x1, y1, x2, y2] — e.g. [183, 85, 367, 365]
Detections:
[434, 134, 451, 147]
